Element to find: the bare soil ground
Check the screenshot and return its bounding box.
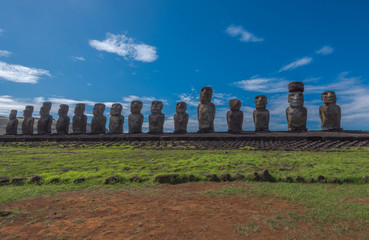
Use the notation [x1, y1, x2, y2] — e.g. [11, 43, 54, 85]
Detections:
[0, 182, 363, 240]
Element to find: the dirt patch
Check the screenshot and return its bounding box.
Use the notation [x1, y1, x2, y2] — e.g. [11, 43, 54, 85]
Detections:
[346, 197, 369, 205]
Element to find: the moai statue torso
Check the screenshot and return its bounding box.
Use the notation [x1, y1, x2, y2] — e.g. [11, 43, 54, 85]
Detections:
[149, 101, 165, 134]
[6, 110, 18, 135]
[319, 91, 341, 131]
[253, 95, 270, 131]
[91, 103, 106, 134]
[197, 86, 216, 133]
[286, 82, 307, 131]
[22, 106, 34, 135]
[227, 99, 243, 133]
[109, 103, 124, 134]
[72, 104, 87, 134]
[174, 102, 189, 134]
[37, 102, 53, 135]
[56, 104, 70, 134]
[128, 101, 144, 134]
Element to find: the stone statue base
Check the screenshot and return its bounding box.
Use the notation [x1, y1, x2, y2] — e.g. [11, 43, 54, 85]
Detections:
[174, 130, 187, 134]
[197, 128, 214, 133]
[322, 128, 343, 131]
[288, 128, 307, 132]
[227, 130, 242, 134]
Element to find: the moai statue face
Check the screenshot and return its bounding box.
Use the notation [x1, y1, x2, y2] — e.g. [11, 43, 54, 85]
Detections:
[23, 106, 34, 117]
[229, 99, 241, 111]
[110, 103, 123, 116]
[93, 104, 105, 116]
[40, 102, 52, 117]
[176, 102, 187, 113]
[58, 104, 69, 117]
[9, 110, 17, 120]
[74, 104, 85, 115]
[151, 101, 163, 114]
[288, 92, 304, 107]
[321, 91, 336, 104]
[200, 87, 213, 104]
[255, 95, 267, 110]
[130, 101, 143, 114]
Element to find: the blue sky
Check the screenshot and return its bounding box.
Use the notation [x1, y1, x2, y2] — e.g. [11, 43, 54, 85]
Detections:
[1, 0, 369, 132]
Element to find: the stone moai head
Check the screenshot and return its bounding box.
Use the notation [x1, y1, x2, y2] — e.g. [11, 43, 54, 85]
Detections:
[321, 91, 337, 104]
[93, 103, 105, 116]
[288, 81, 304, 107]
[58, 104, 69, 117]
[110, 103, 123, 116]
[288, 81, 304, 93]
[176, 102, 187, 113]
[74, 103, 85, 115]
[200, 86, 213, 104]
[40, 102, 52, 117]
[254, 95, 267, 110]
[151, 101, 163, 114]
[130, 101, 143, 114]
[9, 110, 17, 119]
[23, 105, 34, 117]
[229, 99, 241, 111]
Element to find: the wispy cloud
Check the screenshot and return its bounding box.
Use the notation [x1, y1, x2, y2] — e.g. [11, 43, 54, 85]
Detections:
[226, 25, 264, 42]
[0, 50, 12, 58]
[0, 29, 3, 35]
[71, 56, 85, 61]
[233, 77, 290, 93]
[316, 46, 333, 55]
[0, 61, 51, 84]
[89, 33, 158, 62]
[279, 56, 313, 72]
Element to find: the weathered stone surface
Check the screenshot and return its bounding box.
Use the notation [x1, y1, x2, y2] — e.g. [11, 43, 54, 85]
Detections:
[109, 103, 124, 134]
[73, 104, 87, 134]
[91, 103, 106, 134]
[253, 95, 269, 132]
[227, 99, 243, 133]
[129, 175, 142, 182]
[288, 81, 304, 93]
[295, 176, 305, 182]
[0, 211, 12, 217]
[319, 91, 342, 131]
[30, 175, 42, 183]
[286, 86, 307, 131]
[6, 110, 18, 135]
[331, 177, 341, 184]
[234, 173, 245, 180]
[307, 177, 315, 183]
[50, 178, 60, 184]
[174, 102, 189, 134]
[261, 169, 273, 182]
[343, 178, 354, 184]
[0, 177, 9, 185]
[128, 101, 144, 134]
[37, 102, 53, 135]
[220, 173, 232, 182]
[198, 87, 216, 133]
[252, 172, 260, 181]
[284, 176, 293, 182]
[105, 176, 120, 184]
[149, 101, 165, 134]
[73, 177, 86, 184]
[56, 104, 70, 134]
[11, 177, 28, 184]
[205, 174, 220, 182]
[317, 175, 327, 183]
[22, 106, 34, 135]
[155, 174, 180, 184]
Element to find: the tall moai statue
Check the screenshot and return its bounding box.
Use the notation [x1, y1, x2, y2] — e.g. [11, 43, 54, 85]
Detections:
[91, 103, 106, 134]
[56, 104, 70, 134]
[286, 82, 307, 131]
[197, 86, 216, 133]
[72, 103, 87, 134]
[37, 102, 53, 135]
[109, 103, 124, 134]
[128, 101, 144, 134]
[22, 106, 34, 135]
[149, 101, 165, 134]
[319, 91, 342, 131]
[227, 99, 243, 133]
[174, 102, 189, 134]
[253, 95, 270, 131]
[6, 110, 18, 135]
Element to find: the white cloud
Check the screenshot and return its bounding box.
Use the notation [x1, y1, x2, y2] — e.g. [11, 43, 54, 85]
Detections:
[0, 29, 3, 34]
[279, 56, 313, 72]
[71, 56, 85, 61]
[0, 50, 12, 57]
[0, 61, 51, 84]
[233, 77, 290, 93]
[316, 46, 333, 55]
[226, 25, 264, 42]
[89, 33, 158, 62]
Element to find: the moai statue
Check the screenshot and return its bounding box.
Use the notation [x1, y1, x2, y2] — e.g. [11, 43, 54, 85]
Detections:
[319, 91, 342, 131]
[22, 106, 34, 135]
[149, 101, 165, 134]
[197, 86, 216, 133]
[286, 82, 307, 131]
[128, 101, 144, 134]
[56, 104, 70, 134]
[174, 102, 189, 134]
[6, 110, 18, 135]
[91, 103, 106, 134]
[227, 99, 243, 133]
[72, 104, 87, 134]
[253, 95, 270, 131]
[109, 103, 124, 134]
[37, 102, 53, 135]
